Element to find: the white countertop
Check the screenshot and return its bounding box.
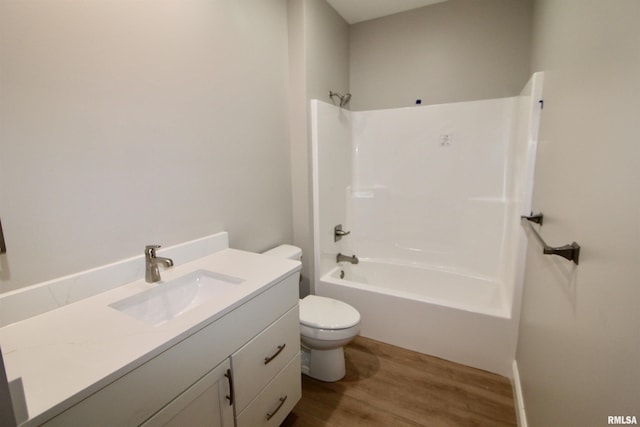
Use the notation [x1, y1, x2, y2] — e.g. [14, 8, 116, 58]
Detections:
[0, 248, 300, 425]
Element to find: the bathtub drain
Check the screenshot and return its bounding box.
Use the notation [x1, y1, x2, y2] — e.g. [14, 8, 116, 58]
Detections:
[340, 270, 345, 279]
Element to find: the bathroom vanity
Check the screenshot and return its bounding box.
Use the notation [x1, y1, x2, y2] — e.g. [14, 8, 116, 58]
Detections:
[0, 242, 301, 427]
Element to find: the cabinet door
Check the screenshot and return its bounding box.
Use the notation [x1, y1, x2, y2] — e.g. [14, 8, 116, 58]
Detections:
[143, 359, 233, 427]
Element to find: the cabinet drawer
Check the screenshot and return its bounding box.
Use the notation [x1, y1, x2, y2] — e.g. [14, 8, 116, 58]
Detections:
[236, 353, 301, 427]
[231, 305, 300, 412]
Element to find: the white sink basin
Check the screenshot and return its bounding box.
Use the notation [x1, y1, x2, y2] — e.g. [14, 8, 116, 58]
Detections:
[110, 270, 244, 326]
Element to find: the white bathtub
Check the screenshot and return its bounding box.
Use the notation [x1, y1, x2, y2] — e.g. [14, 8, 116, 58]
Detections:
[316, 260, 519, 377]
[332, 260, 509, 318]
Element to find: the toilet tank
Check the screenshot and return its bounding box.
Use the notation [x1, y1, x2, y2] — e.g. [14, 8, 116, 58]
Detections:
[262, 245, 302, 261]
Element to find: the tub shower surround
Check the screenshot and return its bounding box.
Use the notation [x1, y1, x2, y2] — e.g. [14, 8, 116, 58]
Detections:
[312, 73, 543, 376]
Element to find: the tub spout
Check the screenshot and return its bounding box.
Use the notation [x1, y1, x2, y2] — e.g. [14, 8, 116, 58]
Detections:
[337, 253, 359, 264]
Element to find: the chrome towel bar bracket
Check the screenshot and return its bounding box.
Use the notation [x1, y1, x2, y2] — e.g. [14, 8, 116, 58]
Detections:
[0, 218, 6, 254]
[521, 213, 580, 265]
[522, 212, 543, 225]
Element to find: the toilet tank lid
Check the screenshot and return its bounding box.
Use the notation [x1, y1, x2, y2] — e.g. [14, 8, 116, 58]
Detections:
[300, 295, 360, 330]
[262, 244, 302, 261]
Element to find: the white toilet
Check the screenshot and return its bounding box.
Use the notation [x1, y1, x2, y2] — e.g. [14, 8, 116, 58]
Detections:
[262, 245, 361, 382]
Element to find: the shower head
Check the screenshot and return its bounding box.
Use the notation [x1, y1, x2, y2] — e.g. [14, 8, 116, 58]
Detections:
[329, 90, 352, 108]
[340, 93, 352, 107]
[328, 90, 340, 103]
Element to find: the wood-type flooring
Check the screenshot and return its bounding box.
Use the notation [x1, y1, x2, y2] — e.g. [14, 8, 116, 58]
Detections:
[281, 336, 517, 427]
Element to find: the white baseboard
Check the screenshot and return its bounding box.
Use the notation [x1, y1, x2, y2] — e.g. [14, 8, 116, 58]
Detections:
[512, 360, 528, 427]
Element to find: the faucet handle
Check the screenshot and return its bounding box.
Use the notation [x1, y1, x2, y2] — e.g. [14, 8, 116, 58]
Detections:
[334, 224, 351, 242]
[145, 245, 161, 257]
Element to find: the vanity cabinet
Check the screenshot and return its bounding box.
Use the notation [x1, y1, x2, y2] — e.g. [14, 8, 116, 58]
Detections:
[40, 272, 300, 427]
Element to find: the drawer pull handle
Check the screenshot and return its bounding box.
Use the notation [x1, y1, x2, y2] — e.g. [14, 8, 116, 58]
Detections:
[266, 395, 288, 420]
[264, 344, 286, 365]
[224, 369, 234, 406]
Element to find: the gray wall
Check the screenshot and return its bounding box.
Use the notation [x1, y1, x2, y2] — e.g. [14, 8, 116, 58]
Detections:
[305, 0, 350, 103]
[516, 0, 640, 425]
[0, 0, 292, 292]
[288, 0, 349, 295]
[349, 0, 533, 110]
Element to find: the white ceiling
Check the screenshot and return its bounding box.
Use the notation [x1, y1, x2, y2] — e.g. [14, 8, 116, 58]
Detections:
[326, 0, 448, 24]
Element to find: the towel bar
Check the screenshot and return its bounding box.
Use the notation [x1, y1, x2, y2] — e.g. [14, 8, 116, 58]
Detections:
[521, 213, 580, 265]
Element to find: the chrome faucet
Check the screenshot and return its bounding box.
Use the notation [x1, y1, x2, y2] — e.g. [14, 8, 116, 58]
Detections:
[145, 245, 174, 283]
[336, 253, 359, 264]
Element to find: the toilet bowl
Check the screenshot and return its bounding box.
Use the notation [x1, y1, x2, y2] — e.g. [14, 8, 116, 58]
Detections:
[299, 295, 360, 382]
[262, 245, 361, 382]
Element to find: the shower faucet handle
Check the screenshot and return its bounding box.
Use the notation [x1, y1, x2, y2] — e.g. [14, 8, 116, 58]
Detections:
[334, 224, 351, 242]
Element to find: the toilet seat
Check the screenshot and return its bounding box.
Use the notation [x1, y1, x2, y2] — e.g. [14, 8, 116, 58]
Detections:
[300, 323, 360, 341]
[299, 295, 360, 330]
